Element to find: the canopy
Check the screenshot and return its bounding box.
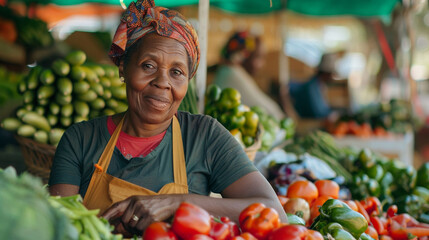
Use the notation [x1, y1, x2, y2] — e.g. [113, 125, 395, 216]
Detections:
[22, 0, 400, 17]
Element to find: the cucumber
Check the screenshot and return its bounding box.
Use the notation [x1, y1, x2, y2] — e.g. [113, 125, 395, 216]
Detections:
[110, 77, 123, 87]
[16, 108, 28, 119]
[90, 82, 104, 96]
[47, 114, 58, 126]
[57, 78, 73, 95]
[60, 117, 72, 127]
[74, 101, 89, 117]
[102, 108, 116, 116]
[70, 65, 86, 81]
[49, 128, 65, 146]
[111, 85, 127, 100]
[55, 94, 72, 105]
[49, 103, 60, 115]
[38, 98, 49, 106]
[88, 65, 105, 77]
[40, 69, 55, 85]
[24, 104, 33, 111]
[34, 130, 48, 144]
[73, 81, 90, 94]
[21, 111, 51, 132]
[66, 50, 86, 66]
[1, 118, 22, 131]
[52, 59, 70, 77]
[37, 85, 55, 99]
[115, 101, 128, 113]
[61, 104, 73, 117]
[82, 66, 99, 83]
[100, 77, 111, 88]
[18, 81, 27, 94]
[90, 98, 105, 110]
[106, 99, 118, 109]
[23, 91, 34, 104]
[35, 106, 45, 116]
[17, 124, 37, 137]
[103, 89, 112, 100]
[27, 66, 42, 90]
[74, 115, 88, 123]
[77, 90, 97, 102]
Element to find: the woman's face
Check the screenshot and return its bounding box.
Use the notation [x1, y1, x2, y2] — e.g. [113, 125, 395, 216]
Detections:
[121, 33, 189, 124]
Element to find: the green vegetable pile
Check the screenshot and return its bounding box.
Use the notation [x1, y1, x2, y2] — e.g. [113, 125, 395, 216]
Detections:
[0, 65, 24, 107]
[204, 84, 260, 148]
[0, 166, 122, 240]
[1, 50, 127, 146]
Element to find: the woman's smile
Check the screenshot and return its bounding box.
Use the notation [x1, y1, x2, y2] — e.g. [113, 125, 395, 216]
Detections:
[144, 95, 171, 111]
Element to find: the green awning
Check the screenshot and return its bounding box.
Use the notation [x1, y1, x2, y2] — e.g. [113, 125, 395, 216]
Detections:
[21, 0, 400, 17]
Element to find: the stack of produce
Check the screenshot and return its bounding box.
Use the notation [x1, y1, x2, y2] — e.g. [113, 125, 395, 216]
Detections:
[250, 106, 295, 152]
[204, 84, 260, 148]
[1, 50, 127, 146]
[0, 65, 24, 107]
[0, 166, 121, 240]
[329, 99, 421, 138]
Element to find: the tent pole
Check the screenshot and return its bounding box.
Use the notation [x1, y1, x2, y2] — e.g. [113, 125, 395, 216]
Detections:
[196, 0, 209, 114]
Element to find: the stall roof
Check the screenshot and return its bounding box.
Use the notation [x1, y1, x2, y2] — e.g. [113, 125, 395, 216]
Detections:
[33, 0, 400, 17]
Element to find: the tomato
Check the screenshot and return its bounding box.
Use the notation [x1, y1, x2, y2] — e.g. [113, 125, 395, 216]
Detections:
[143, 222, 178, 240]
[232, 232, 258, 240]
[314, 180, 339, 199]
[365, 226, 379, 240]
[386, 205, 398, 218]
[190, 234, 215, 240]
[171, 202, 211, 240]
[239, 203, 280, 240]
[267, 225, 308, 240]
[305, 230, 323, 240]
[287, 180, 319, 205]
[283, 198, 310, 223]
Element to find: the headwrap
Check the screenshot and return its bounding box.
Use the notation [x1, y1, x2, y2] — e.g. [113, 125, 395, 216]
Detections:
[109, 0, 200, 78]
[222, 31, 256, 61]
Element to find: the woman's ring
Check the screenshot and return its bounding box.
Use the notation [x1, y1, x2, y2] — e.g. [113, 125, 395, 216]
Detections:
[132, 215, 139, 222]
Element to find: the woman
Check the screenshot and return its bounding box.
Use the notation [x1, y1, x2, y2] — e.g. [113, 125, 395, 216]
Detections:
[48, 0, 286, 235]
[213, 31, 285, 121]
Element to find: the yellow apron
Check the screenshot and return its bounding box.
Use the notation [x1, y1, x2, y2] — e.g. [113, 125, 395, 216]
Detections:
[83, 116, 188, 213]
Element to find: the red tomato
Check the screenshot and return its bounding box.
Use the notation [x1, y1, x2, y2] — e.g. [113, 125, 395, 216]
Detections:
[239, 203, 280, 240]
[314, 180, 339, 199]
[267, 225, 308, 240]
[143, 222, 178, 240]
[171, 202, 211, 240]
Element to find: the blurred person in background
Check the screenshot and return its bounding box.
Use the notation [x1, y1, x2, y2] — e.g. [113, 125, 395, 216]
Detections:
[213, 31, 285, 120]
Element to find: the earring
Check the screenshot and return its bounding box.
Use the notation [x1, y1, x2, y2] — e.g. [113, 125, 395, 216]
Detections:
[120, 76, 125, 82]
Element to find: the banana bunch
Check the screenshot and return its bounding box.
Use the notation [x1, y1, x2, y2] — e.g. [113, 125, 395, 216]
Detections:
[1, 50, 128, 146]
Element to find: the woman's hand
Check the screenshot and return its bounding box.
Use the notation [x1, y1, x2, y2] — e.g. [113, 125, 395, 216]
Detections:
[101, 195, 182, 236]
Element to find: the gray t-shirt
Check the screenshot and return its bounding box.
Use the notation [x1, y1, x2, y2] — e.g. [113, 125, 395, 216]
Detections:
[49, 111, 257, 197]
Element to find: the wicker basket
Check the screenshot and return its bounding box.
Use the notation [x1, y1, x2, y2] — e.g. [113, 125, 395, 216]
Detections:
[14, 135, 55, 183]
[244, 124, 263, 162]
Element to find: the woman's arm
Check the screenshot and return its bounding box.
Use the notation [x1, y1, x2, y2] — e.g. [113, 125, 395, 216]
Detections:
[49, 184, 80, 196]
[102, 171, 286, 234]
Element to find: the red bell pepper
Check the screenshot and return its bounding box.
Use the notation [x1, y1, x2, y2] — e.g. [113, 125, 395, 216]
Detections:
[221, 216, 240, 239]
[239, 203, 280, 240]
[370, 216, 388, 235]
[355, 200, 371, 223]
[171, 202, 211, 240]
[386, 205, 398, 218]
[365, 225, 379, 240]
[143, 222, 178, 240]
[209, 217, 231, 240]
[266, 225, 308, 240]
[360, 197, 382, 217]
[232, 232, 258, 240]
[388, 214, 429, 239]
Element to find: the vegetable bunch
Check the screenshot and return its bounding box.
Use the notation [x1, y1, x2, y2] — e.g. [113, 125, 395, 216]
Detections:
[1, 50, 127, 146]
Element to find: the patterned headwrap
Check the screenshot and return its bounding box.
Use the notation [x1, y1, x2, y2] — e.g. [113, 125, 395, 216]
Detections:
[109, 0, 200, 78]
[222, 31, 256, 61]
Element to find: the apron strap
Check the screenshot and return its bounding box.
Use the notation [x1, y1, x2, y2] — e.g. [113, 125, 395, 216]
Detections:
[172, 116, 187, 187]
[96, 117, 124, 172]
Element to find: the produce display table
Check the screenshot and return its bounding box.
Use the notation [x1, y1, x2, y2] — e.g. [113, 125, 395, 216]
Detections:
[333, 131, 414, 166]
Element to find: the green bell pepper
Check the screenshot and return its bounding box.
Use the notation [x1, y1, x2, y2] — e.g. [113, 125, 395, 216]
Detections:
[318, 199, 368, 239]
[286, 213, 305, 226]
[416, 162, 429, 187]
[330, 228, 357, 240]
[395, 194, 422, 219]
